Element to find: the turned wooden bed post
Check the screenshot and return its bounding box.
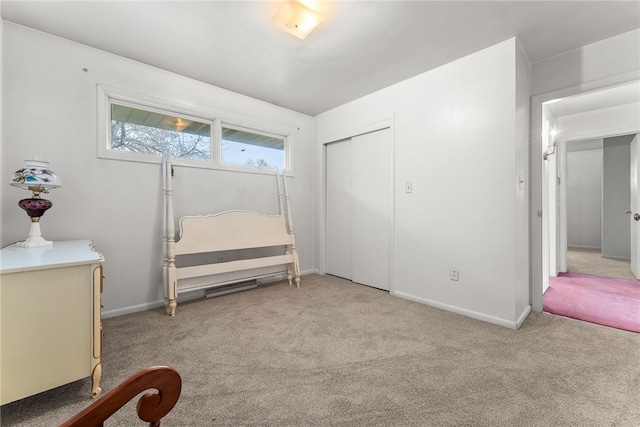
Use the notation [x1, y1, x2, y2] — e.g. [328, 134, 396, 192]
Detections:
[276, 170, 292, 286]
[276, 169, 285, 217]
[281, 170, 300, 288]
[164, 159, 178, 316]
[162, 158, 168, 314]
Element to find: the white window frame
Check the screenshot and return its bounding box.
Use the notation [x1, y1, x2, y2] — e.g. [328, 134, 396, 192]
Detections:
[220, 123, 289, 173]
[97, 84, 294, 175]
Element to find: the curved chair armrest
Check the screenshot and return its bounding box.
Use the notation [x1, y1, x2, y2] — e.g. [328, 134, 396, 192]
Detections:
[59, 366, 182, 427]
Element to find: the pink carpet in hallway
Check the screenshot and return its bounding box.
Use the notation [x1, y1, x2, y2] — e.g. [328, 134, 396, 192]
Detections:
[544, 272, 640, 333]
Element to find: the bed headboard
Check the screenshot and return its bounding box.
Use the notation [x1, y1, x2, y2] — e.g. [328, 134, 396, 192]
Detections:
[175, 211, 293, 255]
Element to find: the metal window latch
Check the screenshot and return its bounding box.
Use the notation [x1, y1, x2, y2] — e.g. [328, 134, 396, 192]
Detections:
[625, 211, 640, 221]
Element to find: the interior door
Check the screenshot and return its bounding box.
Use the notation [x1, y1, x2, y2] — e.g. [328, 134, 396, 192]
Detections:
[325, 128, 392, 291]
[326, 139, 353, 280]
[630, 134, 639, 279]
[351, 129, 392, 291]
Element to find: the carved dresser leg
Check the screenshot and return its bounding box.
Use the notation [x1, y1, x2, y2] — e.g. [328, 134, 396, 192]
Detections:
[91, 362, 103, 398]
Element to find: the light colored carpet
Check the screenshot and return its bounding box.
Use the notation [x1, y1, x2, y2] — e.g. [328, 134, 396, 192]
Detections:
[2, 274, 640, 426]
[567, 247, 636, 280]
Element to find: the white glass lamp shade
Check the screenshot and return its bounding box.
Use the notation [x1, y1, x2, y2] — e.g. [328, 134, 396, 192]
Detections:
[10, 160, 61, 194]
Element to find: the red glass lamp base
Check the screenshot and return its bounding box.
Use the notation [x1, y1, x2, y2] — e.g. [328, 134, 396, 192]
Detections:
[17, 197, 54, 247]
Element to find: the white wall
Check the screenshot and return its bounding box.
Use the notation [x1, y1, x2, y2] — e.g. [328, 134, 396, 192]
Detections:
[316, 38, 530, 328]
[531, 29, 640, 97]
[514, 40, 530, 324]
[566, 143, 603, 249]
[1, 23, 315, 316]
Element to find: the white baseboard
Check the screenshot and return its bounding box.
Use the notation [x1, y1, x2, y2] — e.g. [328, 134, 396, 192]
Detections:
[602, 254, 631, 261]
[102, 300, 164, 319]
[516, 305, 532, 329]
[568, 245, 601, 250]
[102, 271, 317, 319]
[103, 275, 533, 330]
[258, 268, 317, 284]
[567, 246, 631, 261]
[393, 291, 526, 330]
[102, 290, 205, 319]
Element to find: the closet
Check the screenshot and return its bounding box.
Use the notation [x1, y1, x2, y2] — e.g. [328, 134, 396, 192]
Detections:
[326, 127, 392, 291]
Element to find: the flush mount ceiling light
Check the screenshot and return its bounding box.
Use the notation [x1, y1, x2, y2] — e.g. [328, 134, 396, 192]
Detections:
[271, 0, 323, 40]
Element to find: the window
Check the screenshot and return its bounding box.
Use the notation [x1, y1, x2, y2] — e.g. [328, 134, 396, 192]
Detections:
[221, 126, 285, 169]
[111, 103, 212, 161]
[98, 85, 292, 173]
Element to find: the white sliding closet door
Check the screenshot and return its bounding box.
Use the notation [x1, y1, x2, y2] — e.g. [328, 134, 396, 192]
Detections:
[352, 129, 392, 290]
[326, 128, 392, 291]
[326, 139, 353, 280]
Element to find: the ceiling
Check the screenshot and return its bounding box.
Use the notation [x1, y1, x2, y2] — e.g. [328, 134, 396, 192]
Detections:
[2, 1, 639, 116]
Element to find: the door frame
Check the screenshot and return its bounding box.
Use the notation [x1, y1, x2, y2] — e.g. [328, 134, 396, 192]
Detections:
[319, 114, 395, 292]
[631, 135, 639, 278]
[531, 72, 640, 312]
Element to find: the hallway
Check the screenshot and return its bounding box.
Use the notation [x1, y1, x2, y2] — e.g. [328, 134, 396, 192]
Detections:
[566, 247, 635, 280]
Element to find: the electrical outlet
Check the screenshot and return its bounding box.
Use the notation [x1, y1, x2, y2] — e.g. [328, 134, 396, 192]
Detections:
[450, 268, 459, 281]
[405, 182, 413, 193]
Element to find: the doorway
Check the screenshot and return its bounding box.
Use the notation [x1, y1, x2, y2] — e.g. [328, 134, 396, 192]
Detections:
[536, 81, 640, 331]
[532, 79, 640, 312]
[561, 135, 636, 280]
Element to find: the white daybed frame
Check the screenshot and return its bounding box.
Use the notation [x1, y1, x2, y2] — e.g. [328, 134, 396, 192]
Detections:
[162, 159, 300, 316]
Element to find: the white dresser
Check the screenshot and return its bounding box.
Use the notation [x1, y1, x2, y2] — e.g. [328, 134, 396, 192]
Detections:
[0, 240, 104, 405]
